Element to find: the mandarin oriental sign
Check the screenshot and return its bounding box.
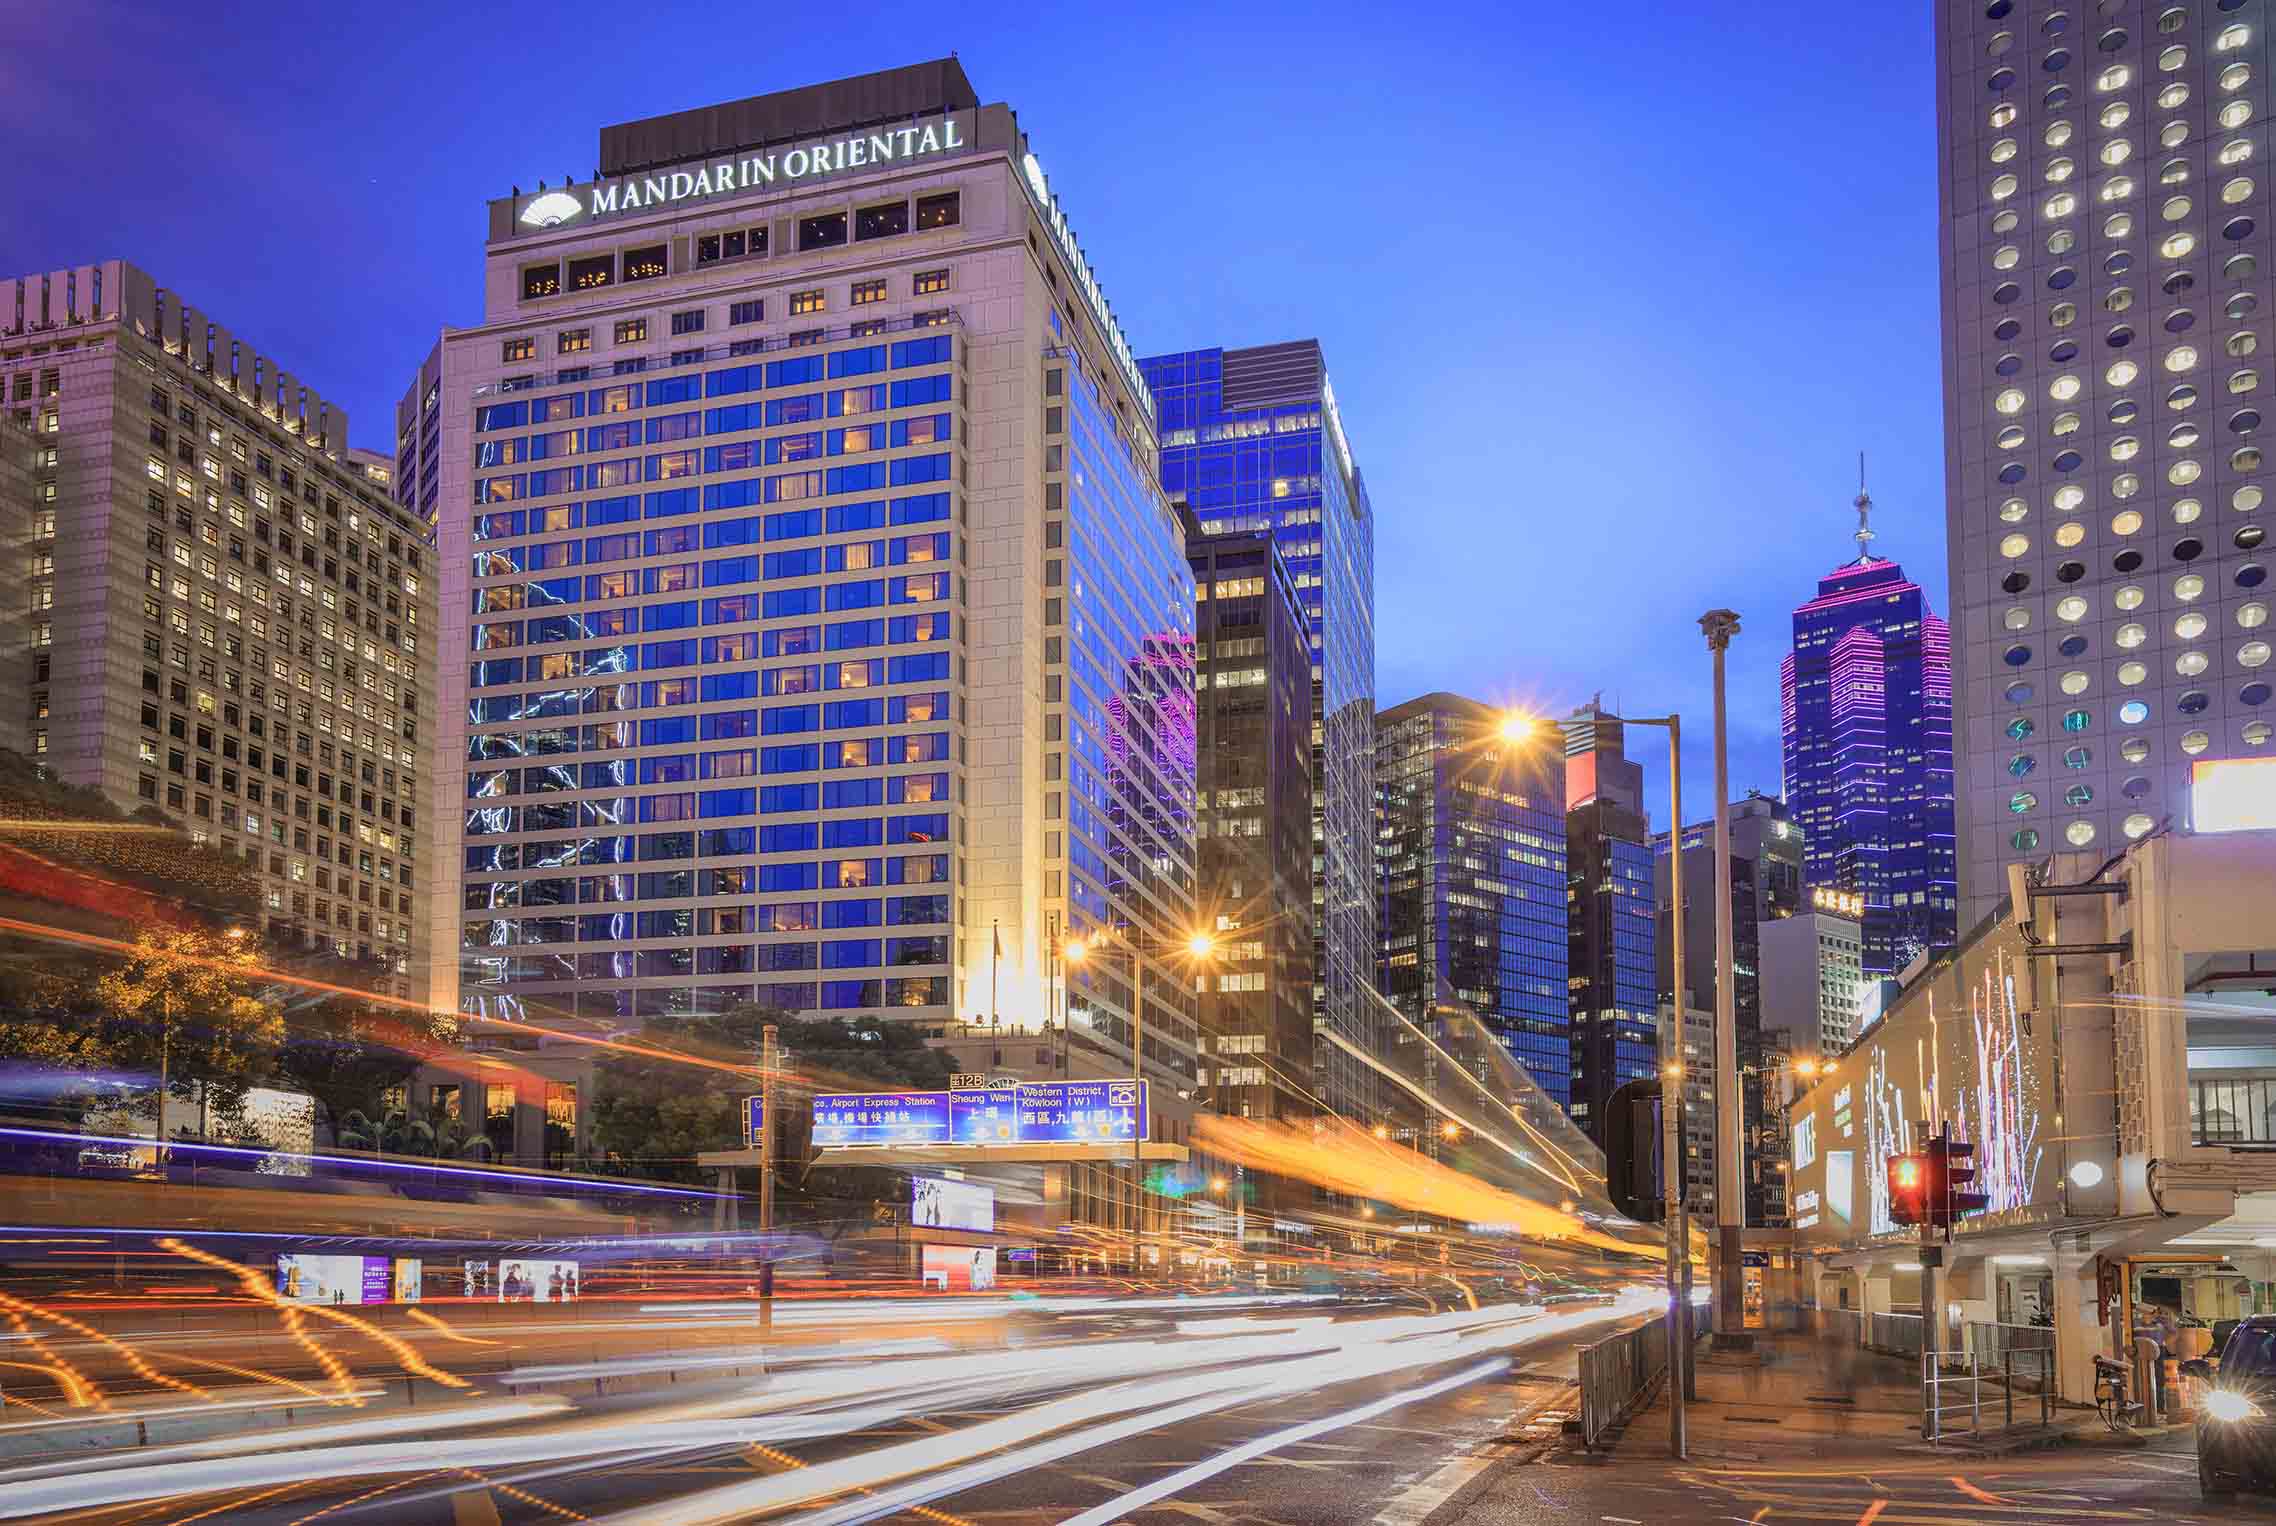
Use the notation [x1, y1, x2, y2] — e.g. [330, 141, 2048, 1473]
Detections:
[519, 117, 967, 228]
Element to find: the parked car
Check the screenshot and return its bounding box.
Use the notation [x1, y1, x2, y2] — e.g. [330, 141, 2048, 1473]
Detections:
[2184, 1316, 2276, 1499]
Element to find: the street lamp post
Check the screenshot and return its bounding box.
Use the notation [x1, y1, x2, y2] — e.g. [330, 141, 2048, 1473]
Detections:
[1580, 707, 1687, 1458]
[1064, 927, 1214, 1282]
[1700, 608, 1748, 1351]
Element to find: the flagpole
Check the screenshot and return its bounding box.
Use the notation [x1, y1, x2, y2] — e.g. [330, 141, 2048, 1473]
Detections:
[990, 918, 1001, 1034]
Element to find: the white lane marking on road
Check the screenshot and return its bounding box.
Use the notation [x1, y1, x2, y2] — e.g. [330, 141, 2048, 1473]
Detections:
[2119, 1457, 2194, 1475]
[1059, 1359, 1509, 1526]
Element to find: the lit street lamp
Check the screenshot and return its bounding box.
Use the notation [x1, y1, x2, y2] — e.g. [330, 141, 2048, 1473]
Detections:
[1063, 925, 1215, 1280]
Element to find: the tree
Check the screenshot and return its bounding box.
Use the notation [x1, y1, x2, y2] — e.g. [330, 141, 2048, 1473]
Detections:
[591, 1008, 955, 1192]
[90, 928, 280, 1123]
[269, 996, 455, 1150]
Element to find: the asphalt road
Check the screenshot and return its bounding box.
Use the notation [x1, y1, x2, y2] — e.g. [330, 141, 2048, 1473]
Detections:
[0, 1291, 1632, 1525]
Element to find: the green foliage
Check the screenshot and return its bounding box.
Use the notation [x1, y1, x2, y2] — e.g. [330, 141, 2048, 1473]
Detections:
[269, 996, 453, 1146]
[591, 1007, 956, 1197]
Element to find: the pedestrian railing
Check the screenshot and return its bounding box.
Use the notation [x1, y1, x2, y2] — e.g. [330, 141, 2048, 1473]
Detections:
[1964, 1321, 2055, 1367]
[1923, 1342, 2056, 1442]
[1576, 1318, 1669, 1451]
[1867, 1311, 1925, 1358]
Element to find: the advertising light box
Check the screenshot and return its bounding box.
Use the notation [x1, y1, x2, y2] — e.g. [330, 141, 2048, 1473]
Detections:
[912, 1175, 994, 1231]
[921, 1243, 997, 1292]
[276, 1254, 390, 1306]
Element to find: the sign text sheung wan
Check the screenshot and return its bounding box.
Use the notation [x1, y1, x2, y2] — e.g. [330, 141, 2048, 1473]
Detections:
[520, 118, 966, 228]
[811, 1080, 1147, 1149]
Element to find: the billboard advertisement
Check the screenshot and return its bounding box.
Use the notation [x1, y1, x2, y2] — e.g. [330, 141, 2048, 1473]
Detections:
[1786, 920, 2050, 1247]
[276, 1254, 390, 1306]
[497, 1258, 581, 1302]
[911, 1175, 994, 1231]
[392, 1258, 424, 1304]
[812, 1090, 952, 1146]
[921, 1243, 997, 1292]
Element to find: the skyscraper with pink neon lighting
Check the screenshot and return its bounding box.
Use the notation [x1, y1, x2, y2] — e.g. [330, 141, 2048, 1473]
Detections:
[1780, 482, 1959, 978]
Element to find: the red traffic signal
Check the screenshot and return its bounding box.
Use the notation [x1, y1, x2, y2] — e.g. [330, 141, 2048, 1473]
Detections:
[1887, 1152, 1930, 1225]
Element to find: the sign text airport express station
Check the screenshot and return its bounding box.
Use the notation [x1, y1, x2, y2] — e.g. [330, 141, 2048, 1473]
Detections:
[812, 1081, 1146, 1148]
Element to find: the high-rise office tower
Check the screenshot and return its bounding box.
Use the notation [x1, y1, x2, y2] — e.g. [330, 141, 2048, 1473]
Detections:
[1376, 693, 1570, 1107]
[1655, 793, 1803, 1224]
[0, 261, 433, 999]
[1563, 699, 1658, 1143]
[1779, 482, 1958, 974]
[1938, 3, 2276, 921]
[425, 63, 1201, 1126]
[1185, 521, 1315, 1122]
[1760, 887, 1867, 1058]
[1142, 343, 1378, 1123]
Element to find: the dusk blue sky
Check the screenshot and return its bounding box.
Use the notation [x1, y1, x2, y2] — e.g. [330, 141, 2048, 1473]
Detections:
[2, 0, 1945, 825]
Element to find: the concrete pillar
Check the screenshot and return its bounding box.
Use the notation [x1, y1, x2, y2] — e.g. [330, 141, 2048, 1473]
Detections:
[2051, 1239, 2103, 1405]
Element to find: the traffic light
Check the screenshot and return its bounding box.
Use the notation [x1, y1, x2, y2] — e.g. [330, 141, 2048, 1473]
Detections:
[1933, 1133, 1991, 1224]
[1603, 1077, 1664, 1224]
[1887, 1152, 1930, 1225]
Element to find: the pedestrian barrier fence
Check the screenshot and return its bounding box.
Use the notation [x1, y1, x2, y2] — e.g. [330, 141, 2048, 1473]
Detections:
[1867, 1310, 1925, 1358]
[1576, 1318, 1668, 1451]
[1922, 1340, 2056, 1442]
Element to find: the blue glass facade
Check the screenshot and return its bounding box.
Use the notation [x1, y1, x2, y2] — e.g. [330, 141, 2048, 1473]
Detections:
[1780, 548, 1958, 976]
[1055, 356, 1201, 1077]
[455, 323, 968, 1025]
[1140, 342, 1378, 1121]
[1376, 694, 1570, 1107]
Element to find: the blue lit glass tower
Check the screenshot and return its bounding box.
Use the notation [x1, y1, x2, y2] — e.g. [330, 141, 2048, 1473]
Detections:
[1141, 342, 1379, 1124]
[1564, 701, 1659, 1144]
[1375, 693, 1570, 1108]
[1780, 484, 1958, 976]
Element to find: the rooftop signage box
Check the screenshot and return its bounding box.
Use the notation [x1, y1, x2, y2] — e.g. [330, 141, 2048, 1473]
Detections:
[512, 115, 970, 232]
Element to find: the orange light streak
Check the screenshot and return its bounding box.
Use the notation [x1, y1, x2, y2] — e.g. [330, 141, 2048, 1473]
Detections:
[0, 1289, 204, 1400]
[157, 1239, 360, 1406]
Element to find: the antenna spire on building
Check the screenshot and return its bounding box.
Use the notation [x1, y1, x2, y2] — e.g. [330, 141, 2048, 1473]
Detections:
[1852, 450, 1876, 564]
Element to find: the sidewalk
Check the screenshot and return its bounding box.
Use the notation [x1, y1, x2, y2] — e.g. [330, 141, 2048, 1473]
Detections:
[1424, 1330, 2205, 1525]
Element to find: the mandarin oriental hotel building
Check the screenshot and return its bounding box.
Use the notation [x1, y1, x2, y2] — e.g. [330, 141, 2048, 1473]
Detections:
[423, 62, 1204, 1117]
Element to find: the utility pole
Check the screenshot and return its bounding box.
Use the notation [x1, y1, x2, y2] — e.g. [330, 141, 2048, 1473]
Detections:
[1701, 608, 1749, 1351]
[760, 1022, 778, 1332]
[157, 989, 171, 1169]
[1661, 713, 1689, 1456]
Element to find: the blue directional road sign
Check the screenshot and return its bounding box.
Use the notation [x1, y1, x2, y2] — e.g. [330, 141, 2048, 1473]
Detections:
[744, 1095, 765, 1146]
[811, 1090, 953, 1146]
[949, 1086, 1019, 1144]
[1015, 1080, 1147, 1144]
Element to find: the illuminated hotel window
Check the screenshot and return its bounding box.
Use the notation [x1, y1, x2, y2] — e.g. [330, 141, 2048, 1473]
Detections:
[697, 228, 763, 264]
[623, 244, 666, 282]
[568, 253, 614, 291]
[521, 263, 561, 300]
[915, 191, 961, 230]
[558, 329, 590, 354]
[614, 319, 647, 345]
[791, 289, 826, 316]
[798, 212, 848, 251]
[914, 268, 951, 295]
[501, 337, 534, 363]
[850, 319, 889, 338]
[852, 279, 887, 306]
[788, 328, 825, 348]
[915, 308, 955, 328]
[856, 201, 909, 241]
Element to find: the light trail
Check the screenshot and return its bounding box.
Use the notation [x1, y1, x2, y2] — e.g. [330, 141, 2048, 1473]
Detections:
[0, 1290, 200, 1401]
[1057, 1356, 1508, 1525]
[0, 1386, 387, 1437]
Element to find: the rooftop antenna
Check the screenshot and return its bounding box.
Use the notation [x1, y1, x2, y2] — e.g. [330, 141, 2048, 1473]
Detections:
[1852, 449, 1876, 564]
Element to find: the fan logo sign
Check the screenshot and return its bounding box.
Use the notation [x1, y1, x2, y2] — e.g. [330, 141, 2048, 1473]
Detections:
[519, 118, 967, 228]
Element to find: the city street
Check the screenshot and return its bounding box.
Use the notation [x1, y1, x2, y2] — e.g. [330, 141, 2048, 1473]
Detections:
[0, 1289, 1627, 1523]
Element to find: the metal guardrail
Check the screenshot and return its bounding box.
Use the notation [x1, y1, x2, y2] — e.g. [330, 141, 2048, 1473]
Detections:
[2192, 1076, 2276, 1146]
[1868, 1311, 1925, 1358]
[1577, 1318, 1669, 1451]
[1965, 1321, 2055, 1364]
[1924, 1343, 2055, 1442]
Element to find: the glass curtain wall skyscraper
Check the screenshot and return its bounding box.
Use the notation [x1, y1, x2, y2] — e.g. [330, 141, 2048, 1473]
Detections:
[1779, 487, 1958, 975]
[426, 63, 1200, 1128]
[1376, 693, 1569, 1108]
[1563, 700, 1658, 1143]
[1142, 342, 1379, 1124]
[1938, 2, 2276, 920]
